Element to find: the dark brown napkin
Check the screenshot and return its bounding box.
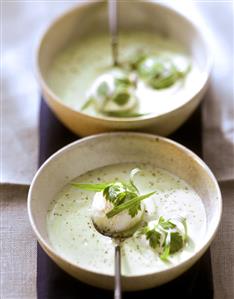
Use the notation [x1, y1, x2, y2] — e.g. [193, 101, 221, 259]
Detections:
[37, 98, 213, 299]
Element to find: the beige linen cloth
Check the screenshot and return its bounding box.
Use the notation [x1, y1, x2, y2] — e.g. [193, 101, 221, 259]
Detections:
[1, 1, 233, 299]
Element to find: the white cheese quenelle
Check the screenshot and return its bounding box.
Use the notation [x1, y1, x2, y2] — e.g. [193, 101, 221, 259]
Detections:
[86, 70, 138, 116]
[91, 189, 144, 236]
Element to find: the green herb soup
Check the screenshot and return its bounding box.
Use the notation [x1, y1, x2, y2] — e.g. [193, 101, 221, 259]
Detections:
[47, 163, 206, 275]
[47, 31, 202, 117]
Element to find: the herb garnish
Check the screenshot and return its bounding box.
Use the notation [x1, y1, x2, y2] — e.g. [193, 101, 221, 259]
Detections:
[80, 97, 95, 111]
[72, 168, 155, 218]
[81, 52, 191, 117]
[104, 111, 148, 118]
[134, 55, 190, 90]
[81, 71, 139, 117]
[97, 81, 109, 98]
[106, 191, 155, 218]
[139, 216, 188, 260]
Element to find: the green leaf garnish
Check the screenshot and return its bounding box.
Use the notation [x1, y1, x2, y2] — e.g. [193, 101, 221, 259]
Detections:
[158, 216, 176, 230]
[160, 244, 170, 261]
[97, 82, 109, 98]
[169, 231, 184, 254]
[148, 65, 179, 89]
[132, 54, 190, 90]
[138, 57, 164, 78]
[103, 182, 136, 206]
[129, 168, 140, 193]
[88, 71, 139, 117]
[106, 191, 156, 218]
[115, 77, 134, 88]
[113, 92, 130, 106]
[81, 97, 94, 111]
[104, 111, 148, 118]
[139, 216, 188, 261]
[145, 229, 161, 249]
[72, 168, 156, 219]
[129, 51, 148, 70]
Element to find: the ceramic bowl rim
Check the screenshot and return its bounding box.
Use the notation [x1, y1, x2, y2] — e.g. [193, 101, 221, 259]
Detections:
[36, 1, 213, 124]
[28, 132, 222, 279]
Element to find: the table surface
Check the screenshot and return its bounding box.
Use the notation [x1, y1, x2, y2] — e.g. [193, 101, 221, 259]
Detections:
[1, 1, 234, 299]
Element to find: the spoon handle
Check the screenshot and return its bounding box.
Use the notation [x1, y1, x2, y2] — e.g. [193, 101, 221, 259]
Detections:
[114, 244, 122, 299]
[108, 0, 118, 66]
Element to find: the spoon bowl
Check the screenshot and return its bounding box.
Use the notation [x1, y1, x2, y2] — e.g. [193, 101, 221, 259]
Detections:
[92, 218, 141, 239]
[91, 204, 141, 299]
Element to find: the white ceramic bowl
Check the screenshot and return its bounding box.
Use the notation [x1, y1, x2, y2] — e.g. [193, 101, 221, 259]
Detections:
[28, 133, 221, 291]
[37, 1, 212, 136]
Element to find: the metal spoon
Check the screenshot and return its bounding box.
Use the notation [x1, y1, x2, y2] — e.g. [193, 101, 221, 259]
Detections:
[108, 0, 119, 66]
[92, 220, 138, 299]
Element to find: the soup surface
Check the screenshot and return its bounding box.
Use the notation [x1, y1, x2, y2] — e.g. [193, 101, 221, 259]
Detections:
[47, 163, 206, 276]
[47, 31, 203, 117]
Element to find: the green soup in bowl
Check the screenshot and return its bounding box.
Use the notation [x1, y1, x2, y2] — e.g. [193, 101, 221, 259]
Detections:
[28, 133, 222, 290]
[37, 1, 211, 136]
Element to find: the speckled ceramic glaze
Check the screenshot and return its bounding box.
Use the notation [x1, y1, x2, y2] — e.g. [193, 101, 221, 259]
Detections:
[28, 133, 222, 290]
[36, 1, 212, 136]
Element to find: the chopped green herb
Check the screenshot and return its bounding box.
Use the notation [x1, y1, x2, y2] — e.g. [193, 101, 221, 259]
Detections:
[139, 216, 188, 261]
[89, 71, 139, 117]
[160, 244, 170, 261]
[72, 168, 156, 219]
[145, 229, 161, 249]
[103, 182, 136, 206]
[138, 57, 164, 78]
[131, 53, 190, 90]
[97, 81, 109, 98]
[129, 168, 140, 193]
[113, 92, 130, 106]
[148, 65, 179, 89]
[104, 111, 148, 118]
[115, 77, 134, 88]
[106, 191, 156, 218]
[158, 216, 176, 230]
[129, 51, 148, 70]
[81, 97, 94, 111]
[169, 231, 184, 254]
